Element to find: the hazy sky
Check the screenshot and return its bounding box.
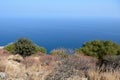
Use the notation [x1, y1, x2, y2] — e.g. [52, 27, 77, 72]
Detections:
[0, 0, 120, 18]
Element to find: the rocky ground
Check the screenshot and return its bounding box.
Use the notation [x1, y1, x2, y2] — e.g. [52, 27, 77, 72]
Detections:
[0, 48, 120, 80]
[0, 47, 54, 80]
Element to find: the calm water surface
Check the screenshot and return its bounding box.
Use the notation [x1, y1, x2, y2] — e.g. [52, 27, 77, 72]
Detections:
[0, 18, 120, 52]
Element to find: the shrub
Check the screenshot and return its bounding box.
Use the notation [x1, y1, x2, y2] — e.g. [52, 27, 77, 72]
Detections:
[104, 55, 120, 70]
[75, 40, 120, 59]
[50, 48, 69, 58]
[4, 43, 15, 53]
[45, 56, 93, 80]
[14, 38, 36, 57]
[96, 55, 120, 72]
[34, 44, 46, 53]
[4, 37, 46, 57]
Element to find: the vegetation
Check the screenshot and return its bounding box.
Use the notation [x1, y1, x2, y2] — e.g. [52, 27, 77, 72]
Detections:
[45, 55, 93, 80]
[75, 40, 120, 59]
[4, 42, 15, 53]
[45, 55, 120, 80]
[50, 48, 69, 58]
[96, 55, 120, 72]
[34, 44, 46, 53]
[4, 37, 46, 57]
[14, 38, 37, 57]
[1, 39, 120, 80]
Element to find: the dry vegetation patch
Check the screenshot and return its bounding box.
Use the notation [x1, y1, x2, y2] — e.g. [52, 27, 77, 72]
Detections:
[0, 48, 120, 80]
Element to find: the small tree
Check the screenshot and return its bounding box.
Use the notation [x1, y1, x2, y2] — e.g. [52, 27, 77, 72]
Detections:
[14, 38, 36, 57]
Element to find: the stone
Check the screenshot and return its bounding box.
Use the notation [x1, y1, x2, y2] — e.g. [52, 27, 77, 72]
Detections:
[7, 54, 24, 63]
[0, 72, 6, 79]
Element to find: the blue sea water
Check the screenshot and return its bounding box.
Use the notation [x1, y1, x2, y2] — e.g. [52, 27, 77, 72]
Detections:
[0, 17, 120, 52]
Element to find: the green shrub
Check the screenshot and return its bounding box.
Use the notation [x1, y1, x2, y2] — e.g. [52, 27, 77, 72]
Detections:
[50, 48, 68, 58]
[34, 44, 46, 53]
[75, 40, 120, 59]
[14, 38, 37, 57]
[4, 43, 15, 53]
[4, 37, 46, 57]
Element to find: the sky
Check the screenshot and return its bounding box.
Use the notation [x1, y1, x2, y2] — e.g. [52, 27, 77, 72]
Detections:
[0, 0, 120, 18]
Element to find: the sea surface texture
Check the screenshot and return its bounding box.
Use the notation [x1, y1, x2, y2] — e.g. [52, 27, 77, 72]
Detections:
[0, 18, 120, 52]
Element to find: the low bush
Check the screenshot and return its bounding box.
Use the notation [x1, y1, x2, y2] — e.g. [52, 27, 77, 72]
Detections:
[96, 55, 120, 72]
[75, 40, 120, 59]
[50, 48, 69, 58]
[4, 37, 46, 57]
[45, 55, 94, 80]
[4, 43, 15, 53]
[14, 38, 36, 57]
[34, 44, 46, 53]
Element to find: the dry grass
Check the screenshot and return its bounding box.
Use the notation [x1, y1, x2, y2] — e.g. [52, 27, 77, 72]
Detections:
[0, 51, 53, 80]
[87, 69, 120, 80]
[0, 49, 120, 80]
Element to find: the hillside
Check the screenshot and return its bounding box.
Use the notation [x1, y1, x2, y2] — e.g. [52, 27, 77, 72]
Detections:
[0, 47, 120, 80]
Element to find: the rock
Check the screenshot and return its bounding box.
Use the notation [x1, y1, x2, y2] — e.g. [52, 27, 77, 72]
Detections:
[7, 54, 24, 63]
[82, 78, 88, 80]
[0, 72, 6, 79]
[5, 54, 25, 78]
[67, 76, 88, 80]
[7, 78, 26, 80]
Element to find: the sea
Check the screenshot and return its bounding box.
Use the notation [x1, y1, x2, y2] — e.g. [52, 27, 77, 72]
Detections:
[0, 17, 120, 52]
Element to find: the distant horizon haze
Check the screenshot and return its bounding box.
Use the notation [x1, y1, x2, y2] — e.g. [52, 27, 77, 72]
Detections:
[0, 0, 120, 52]
[0, 0, 120, 18]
